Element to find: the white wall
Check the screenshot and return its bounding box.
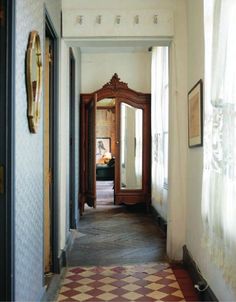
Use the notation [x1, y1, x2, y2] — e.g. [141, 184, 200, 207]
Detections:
[186, 1, 235, 301]
[62, 0, 174, 39]
[59, 42, 81, 251]
[81, 52, 151, 93]
[59, 40, 70, 251]
[165, 1, 188, 260]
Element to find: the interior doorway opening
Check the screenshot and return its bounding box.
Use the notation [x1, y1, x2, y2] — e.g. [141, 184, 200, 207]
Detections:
[95, 99, 116, 207]
[69, 48, 77, 228]
[44, 11, 59, 281]
[44, 33, 52, 276]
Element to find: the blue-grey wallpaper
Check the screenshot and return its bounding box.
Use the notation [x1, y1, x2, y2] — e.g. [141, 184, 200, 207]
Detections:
[15, 1, 61, 301]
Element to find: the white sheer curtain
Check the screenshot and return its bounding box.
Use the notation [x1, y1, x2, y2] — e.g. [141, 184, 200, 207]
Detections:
[151, 47, 168, 203]
[202, 0, 236, 288]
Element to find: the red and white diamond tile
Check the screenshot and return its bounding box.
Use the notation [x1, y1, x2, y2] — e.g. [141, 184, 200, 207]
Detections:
[57, 263, 197, 302]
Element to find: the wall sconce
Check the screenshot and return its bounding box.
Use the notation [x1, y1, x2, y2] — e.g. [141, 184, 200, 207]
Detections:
[76, 15, 83, 25]
[153, 15, 158, 24]
[97, 15, 102, 24]
[116, 15, 121, 24]
[134, 15, 139, 24]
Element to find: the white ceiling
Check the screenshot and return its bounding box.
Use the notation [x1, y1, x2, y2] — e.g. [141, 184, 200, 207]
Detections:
[61, 0, 173, 10]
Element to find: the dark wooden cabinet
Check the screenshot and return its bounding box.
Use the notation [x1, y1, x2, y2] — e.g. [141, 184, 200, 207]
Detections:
[80, 74, 151, 213]
[96, 164, 114, 181]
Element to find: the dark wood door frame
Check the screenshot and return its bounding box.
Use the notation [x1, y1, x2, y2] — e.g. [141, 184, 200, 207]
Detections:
[0, 0, 15, 300]
[69, 48, 77, 229]
[45, 10, 60, 275]
[79, 94, 97, 213]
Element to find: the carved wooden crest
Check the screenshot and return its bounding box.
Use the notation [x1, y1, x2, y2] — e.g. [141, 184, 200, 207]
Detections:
[102, 73, 128, 90]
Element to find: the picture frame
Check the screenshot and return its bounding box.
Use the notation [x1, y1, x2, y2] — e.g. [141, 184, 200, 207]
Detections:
[188, 79, 203, 148]
[96, 137, 111, 155]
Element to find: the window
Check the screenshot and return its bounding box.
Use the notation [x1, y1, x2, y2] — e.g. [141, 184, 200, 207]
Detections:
[151, 46, 169, 202]
[202, 0, 236, 288]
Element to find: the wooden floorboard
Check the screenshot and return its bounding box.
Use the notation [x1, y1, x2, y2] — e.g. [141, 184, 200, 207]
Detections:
[68, 204, 167, 267]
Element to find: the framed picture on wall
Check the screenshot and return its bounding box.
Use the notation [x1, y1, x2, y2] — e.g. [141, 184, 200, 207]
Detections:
[188, 79, 203, 148]
[96, 137, 111, 156]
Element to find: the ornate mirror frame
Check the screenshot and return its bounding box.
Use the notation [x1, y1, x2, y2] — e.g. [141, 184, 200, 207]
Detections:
[26, 31, 42, 133]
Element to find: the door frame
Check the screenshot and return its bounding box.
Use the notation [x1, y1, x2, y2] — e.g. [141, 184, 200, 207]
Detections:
[0, 0, 15, 300]
[69, 48, 77, 229]
[44, 9, 60, 275]
[80, 94, 97, 213]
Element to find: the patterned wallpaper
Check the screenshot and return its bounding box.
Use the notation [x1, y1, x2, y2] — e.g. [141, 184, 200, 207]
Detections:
[14, 1, 61, 301]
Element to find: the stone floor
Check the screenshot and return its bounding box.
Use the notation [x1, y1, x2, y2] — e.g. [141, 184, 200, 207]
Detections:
[58, 263, 187, 302]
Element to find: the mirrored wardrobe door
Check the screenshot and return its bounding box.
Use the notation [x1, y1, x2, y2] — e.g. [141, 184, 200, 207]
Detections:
[120, 102, 143, 190]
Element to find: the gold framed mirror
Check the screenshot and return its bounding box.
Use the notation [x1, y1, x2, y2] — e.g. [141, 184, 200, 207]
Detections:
[26, 31, 42, 133]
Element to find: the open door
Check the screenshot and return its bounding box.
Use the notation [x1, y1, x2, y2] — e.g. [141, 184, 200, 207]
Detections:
[80, 94, 97, 211]
[114, 99, 150, 205]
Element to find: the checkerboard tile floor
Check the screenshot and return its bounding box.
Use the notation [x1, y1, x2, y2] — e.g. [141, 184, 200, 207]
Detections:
[57, 263, 198, 301]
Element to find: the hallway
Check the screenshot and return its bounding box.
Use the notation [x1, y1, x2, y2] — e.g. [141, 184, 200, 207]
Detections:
[69, 205, 166, 266]
[56, 205, 198, 301]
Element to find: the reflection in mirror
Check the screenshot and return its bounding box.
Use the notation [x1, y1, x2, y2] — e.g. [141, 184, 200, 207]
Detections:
[120, 102, 143, 190]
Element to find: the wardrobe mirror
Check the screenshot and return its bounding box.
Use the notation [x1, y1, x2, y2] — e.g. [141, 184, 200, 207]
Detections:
[120, 102, 143, 190]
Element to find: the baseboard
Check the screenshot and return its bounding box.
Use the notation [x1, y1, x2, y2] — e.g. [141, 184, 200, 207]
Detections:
[150, 205, 167, 236]
[42, 232, 74, 301]
[57, 250, 67, 271]
[58, 231, 74, 270]
[183, 245, 218, 302]
[41, 268, 67, 302]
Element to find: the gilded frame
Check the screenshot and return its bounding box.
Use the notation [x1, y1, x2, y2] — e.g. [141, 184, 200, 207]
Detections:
[26, 31, 42, 133]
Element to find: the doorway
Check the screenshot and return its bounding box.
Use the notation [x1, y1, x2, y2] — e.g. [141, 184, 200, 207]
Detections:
[69, 48, 76, 228]
[96, 101, 116, 206]
[44, 12, 59, 277]
[0, 0, 15, 300]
